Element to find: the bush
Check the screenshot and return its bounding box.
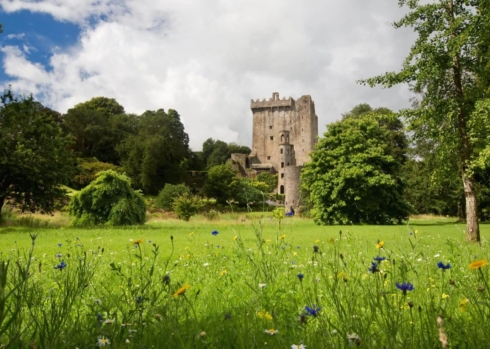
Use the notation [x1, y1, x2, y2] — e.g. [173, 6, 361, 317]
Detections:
[202, 209, 220, 220]
[156, 184, 191, 211]
[256, 172, 278, 192]
[68, 170, 146, 226]
[173, 194, 204, 221]
[71, 158, 121, 189]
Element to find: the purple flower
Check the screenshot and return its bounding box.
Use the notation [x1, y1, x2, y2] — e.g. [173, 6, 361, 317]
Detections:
[304, 306, 321, 317]
[373, 256, 386, 262]
[396, 282, 414, 295]
[313, 245, 320, 253]
[56, 253, 62, 258]
[136, 295, 142, 304]
[54, 261, 66, 270]
[57, 243, 62, 247]
[212, 230, 219, 236]
[437, 262, 451, 271]
[297, 273, 304, 281]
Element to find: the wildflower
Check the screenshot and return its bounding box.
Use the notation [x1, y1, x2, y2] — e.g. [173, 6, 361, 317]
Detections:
[220, 270, 227, 276]
[347, 333, 361, 346]
[103, 319, 115, 325]
[162, 274, 171, 284]
[125, 339, 130, 344]
[328, 237, 335, 244]
[233, 236, 238, 241]
[97, 337, 110, 347]
[97, 313, 104, 322]
[441, 293, 449, 299]
[314, 277, 320, 283]
[56, 253, 62, 258]
[199, 331, 206, 338]
[211, 230, 219, 236]
[297, 273, 304, 281]
[291, 345, 306, 349]
[459, 298, 470, 312]
[437, 262, 451, 271]
[279, 234, 286, 239]
[54, 261, 67, 270]
[136, 296, 142, 304]
[368, 262, 379, 273]
[469, 260, 488, 270]
[173, 284, 191, 298]
[264, 329, 279, 335]
[396, 282, 414, 295]
[313, 245, 320, 253]
[57, 243, 62, 247]
[337, 271, 348, 281]
[203, 263, 210, 267]
[376, 241, 384, 249]
[373, 256, 386, 262]
[304, 306, 321, 317]
[258, 283, 267, 289]
[257, 310, 273, 320]
[224, 313, 232, 320]
[132, 239, 143, 246]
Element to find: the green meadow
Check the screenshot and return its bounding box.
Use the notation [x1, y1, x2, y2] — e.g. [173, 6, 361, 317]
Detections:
[1, 214, 490, 348]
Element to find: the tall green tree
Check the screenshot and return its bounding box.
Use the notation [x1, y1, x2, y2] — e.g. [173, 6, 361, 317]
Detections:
[361, 0, 490, 241]
[118, 109, 190, 195]
[301, 111, 410, 225]
[200, 138, 251, 169]
[0, 90, 74, 221]
[203, 164, 239, 205]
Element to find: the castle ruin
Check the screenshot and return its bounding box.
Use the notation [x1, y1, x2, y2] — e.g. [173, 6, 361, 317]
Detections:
[231, 92, 318, 212]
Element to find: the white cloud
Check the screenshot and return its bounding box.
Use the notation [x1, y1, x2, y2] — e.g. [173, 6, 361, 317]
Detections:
[1, 0, 416, 149]
[6, 33, 25, 40]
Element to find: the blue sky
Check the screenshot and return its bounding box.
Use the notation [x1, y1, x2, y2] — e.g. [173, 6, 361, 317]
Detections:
[0, 1, 415, 150]
[0, 10, 80, 81]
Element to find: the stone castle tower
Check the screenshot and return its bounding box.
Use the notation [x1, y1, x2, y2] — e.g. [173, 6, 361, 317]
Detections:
[231, 92, 318, 212]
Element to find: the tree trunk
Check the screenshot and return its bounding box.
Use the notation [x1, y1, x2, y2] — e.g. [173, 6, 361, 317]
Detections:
[463, 173, 480, 241]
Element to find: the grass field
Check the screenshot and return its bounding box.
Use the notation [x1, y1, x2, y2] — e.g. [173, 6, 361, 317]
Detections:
[1, 213, 490, 348]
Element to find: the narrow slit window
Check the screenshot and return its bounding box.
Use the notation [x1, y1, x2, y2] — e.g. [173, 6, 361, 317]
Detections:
[281, 162, 284, 168]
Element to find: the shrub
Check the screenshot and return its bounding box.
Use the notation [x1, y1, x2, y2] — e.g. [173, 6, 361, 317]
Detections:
[156, 184, 191, 211]
[173, 194, 204, 221]
[68, 170, 146, 226]
[202, 209, 220, 221]
[71, 158, 120, 189]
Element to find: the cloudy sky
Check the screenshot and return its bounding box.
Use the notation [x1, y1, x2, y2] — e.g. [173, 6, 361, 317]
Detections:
[0, 0, 417, 150]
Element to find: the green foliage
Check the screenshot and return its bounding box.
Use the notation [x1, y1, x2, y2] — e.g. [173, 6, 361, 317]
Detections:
[172, 194, 204, 221]
[68, 170, 146, 226]
[302, 111, 411, 225]
[71, 158, 120, 189]
[203, 164, 239, 205]
[118, 109, 190, 195]
[73, 96, 125, 116]
[201, 138, 251, 169]
[234, 179, 265, 206]
[0, 89, 74, 222]
[256, 172, 278, 193]
[156, 184, 191, 211]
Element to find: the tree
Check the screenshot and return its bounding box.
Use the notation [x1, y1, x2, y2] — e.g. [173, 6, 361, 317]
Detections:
[156, 184, 191, 211]
[200, 138, 251, 169]
[173, 194, 204, 221]
[256, 172, 278, 193]
[118, 109, 190, 195]
[68, 170, 146, 226]
[203, 164, 239, 205]
[0, 90, 74, 222]
[360, 0, 490, 241]
[301, 111, 411, 225]
[71, 158, 121, 189]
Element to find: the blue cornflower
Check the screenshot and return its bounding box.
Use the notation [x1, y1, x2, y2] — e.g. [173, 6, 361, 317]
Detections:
[54, 261, 67, 270]
[148, 240, 152, 244]
[373, 256, 386, 262]
[297, 246, 301, 249]
[212, 230, 219, 236]
[313, 245, 320, 253]
[56, 253, 62, 258]
[57, 243, 62, 247]
[217, 245, 220, 248]
[136, 295, 142, 304]
[396, 282, 414, 295]
[368, 262, 379, 273]
[285, 212, 294, 217]
[437, 262, 451, 271]
[97, 313, 103, 321]
[304, 306, 321, 317]
[297, 273, 304, 281]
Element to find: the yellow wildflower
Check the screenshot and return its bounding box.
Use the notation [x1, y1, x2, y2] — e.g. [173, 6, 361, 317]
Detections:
[189, 232, 194, 236]
[264, 329, 279, 335]
[315, 239, 320, 243]
[233, 236, 238, 241]
[337, 271, 348, 281]
[328, 238, 335, 244]
[266, 239, 271, 243]
[220, 270, 227, 276]
[257, 310, 273, 321]
[279, 234, 286, 240]
[441, 293, 449, 299]
[459, 298, 470, 312]
[132, 239, 144, 246]
[469, 260, 488, 270]
[376, 241, 384, 249]
[172, 284, 191, 298]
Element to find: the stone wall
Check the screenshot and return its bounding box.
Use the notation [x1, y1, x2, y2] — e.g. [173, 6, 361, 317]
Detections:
[284, 165, 302, 212]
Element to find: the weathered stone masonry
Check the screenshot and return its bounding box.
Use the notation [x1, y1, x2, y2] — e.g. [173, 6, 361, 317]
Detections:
[231, 92, 318, 212]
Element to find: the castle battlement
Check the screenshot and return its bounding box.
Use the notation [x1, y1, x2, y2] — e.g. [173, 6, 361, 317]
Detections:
[251, 92, 294, 110]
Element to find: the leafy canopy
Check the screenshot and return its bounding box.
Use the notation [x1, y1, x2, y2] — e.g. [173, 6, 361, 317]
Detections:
[68, 170, 146, 226]
[301, 111, 410, 225]
[0, 89, 73, 221]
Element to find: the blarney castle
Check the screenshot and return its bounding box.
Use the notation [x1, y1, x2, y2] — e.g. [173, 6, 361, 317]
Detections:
[230, 92, 318, 212]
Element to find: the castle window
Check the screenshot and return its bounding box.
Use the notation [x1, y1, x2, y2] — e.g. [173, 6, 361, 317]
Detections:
[280, 185, 284, 194]
[287, 162, 289, 166]
[267, 156, 271, 160]
[281, 162, 284, 168]
[269, 126, 272, 129]
[281, 134, 285, 143]
[281, 173, 284, 178]
[280, 149, 283, 154]
[270, 136, 274, 140]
